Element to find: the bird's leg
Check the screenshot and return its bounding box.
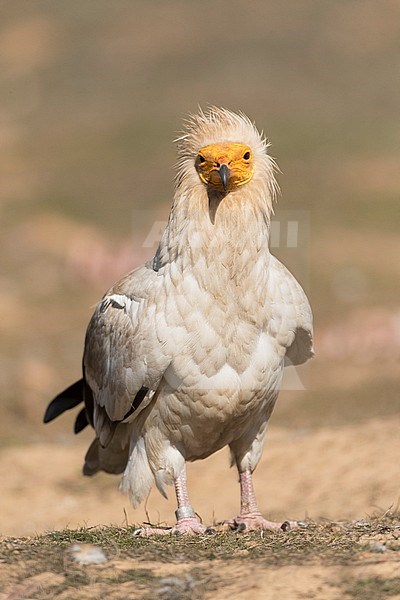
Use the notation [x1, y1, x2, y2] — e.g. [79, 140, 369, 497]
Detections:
[220, 468, 298, 532]
[171, 467, 205, 534]
[239, 468, 260, 514]
[135, 466, 205, 536]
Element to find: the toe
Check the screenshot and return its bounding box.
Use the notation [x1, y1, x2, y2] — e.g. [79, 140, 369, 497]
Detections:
[133, 526, 172, 537]
[218, 514, 301, 532]
[171, 517, 206, 535]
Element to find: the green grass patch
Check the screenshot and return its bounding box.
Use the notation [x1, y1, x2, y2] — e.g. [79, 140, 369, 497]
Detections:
[1, 513, 399, 568]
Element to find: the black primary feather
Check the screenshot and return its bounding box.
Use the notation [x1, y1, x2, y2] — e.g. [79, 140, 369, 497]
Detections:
[74, 407, 89, 434]
[45, 378, 149, 425]
[121, 386, 149, 421]
[44, 376, 150, 445]
[43, 379, 84, 423]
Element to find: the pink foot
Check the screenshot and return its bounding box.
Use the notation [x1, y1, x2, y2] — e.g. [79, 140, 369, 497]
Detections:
[134, 517, 206, 537]
[171, 517, 206, 535]
[220, 512, 300, 532]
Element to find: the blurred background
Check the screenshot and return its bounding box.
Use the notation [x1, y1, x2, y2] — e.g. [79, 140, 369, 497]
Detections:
[1, 1, 399, 536]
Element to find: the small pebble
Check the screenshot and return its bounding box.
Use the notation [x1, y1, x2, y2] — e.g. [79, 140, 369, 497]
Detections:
[68, 543, 107, 565]
[370, 543, 386, 553]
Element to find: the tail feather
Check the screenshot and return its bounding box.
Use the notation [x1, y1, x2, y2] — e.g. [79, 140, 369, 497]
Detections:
[43, 379, 84, 423]
[120, 436, 154, 507]
[83, 435, 129, 476]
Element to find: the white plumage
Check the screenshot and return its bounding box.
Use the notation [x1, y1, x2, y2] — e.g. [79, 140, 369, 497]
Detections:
[45, 107, 313, 534]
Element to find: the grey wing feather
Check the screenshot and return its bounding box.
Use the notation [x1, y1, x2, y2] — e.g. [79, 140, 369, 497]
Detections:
[269, 255, 314, 366]
[83, 264, 169, 444]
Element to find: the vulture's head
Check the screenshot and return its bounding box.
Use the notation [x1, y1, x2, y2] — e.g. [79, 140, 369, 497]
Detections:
[175, 107, 278, 222]
[195, 141, 254, 194]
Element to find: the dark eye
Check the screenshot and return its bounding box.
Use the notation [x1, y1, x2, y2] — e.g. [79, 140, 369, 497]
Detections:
[243, 151, 251, 160]
[198, 155, 206, 164]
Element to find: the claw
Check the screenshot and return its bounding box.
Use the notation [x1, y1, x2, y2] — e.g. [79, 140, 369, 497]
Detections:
[296, 520, 308, 528]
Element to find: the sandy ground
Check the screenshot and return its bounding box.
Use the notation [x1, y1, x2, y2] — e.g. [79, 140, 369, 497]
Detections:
[1, 417, 399, 537]
[2, 416, 399, 599]
[1, 555, 400, 600]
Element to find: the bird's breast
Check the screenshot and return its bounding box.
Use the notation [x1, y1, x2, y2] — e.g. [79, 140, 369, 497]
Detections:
[147, 265, 286, 458]
[156, 334, 284, 459]
[168, 328, 280, 384]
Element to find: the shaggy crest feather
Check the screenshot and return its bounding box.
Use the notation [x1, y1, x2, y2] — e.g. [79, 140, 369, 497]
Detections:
[175, 106, 279, 206]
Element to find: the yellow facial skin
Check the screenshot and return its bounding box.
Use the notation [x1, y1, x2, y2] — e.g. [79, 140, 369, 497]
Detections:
[195, 142, 254, 193]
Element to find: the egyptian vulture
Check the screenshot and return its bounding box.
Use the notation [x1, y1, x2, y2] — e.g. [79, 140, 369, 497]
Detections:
[44, 107, 313, 535]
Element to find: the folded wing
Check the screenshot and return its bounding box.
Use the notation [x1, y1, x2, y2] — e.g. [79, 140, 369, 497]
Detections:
[268, 255, 314, 366]
[83, 264, 170, 446]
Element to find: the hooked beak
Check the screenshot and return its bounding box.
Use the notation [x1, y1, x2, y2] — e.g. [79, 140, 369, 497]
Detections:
[218, 164, 230, 192]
